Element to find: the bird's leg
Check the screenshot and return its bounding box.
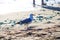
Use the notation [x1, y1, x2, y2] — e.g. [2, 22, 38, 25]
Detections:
[25, 24, 29, 29]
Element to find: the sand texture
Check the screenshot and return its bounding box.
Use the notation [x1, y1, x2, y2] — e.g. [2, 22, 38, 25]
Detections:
[0, 8, 60, 40]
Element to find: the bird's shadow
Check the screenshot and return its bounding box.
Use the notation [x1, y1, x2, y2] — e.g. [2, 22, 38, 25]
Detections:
[21, 26, 43, 31]
[21, 26, 36, 31]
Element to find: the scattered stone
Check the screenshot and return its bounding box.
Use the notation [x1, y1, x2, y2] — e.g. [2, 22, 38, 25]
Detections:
[27, 32, 33, 36]
[36, 16, 43, 22]
[37, 28, 43, 31]
[26, 27, 33, 30]
[41, 33, 47, 35]
[0, 22, 4, 25]
[46, 21, 54, 24]
[56, 37, 60, 39]
[55, 25, 60, 27]
[57, 12, 60, 14]
[0, 36, 4, 39]
[57, 18, 60, 20]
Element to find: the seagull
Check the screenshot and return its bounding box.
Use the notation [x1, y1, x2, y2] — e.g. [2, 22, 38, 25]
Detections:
[16, 13, 34, 27]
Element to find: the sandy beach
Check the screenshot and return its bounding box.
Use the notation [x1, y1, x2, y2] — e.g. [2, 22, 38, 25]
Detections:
[0, 8, 60, 40]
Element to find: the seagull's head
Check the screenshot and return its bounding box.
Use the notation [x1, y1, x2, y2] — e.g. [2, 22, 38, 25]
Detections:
[30, 14, 35, 20]
[30, 14, 35, 16]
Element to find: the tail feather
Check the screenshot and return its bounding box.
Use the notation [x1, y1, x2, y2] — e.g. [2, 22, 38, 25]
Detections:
[16, 21, 23, 25]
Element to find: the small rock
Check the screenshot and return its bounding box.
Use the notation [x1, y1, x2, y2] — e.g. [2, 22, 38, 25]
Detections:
[0, 36, 4, 39]
[56, 37, 60, 39]
[55, 25, 60, 27]
[57, 12, 60, 14]
[37, 28, 43, 31]
[27, 32, 32, 35]
[46, 21, 54, 24]
[57, 18, 60, 20]
[41, 33, 47, 35]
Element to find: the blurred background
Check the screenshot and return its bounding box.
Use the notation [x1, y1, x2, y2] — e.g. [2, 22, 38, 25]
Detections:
[0, 0, 60, 15]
